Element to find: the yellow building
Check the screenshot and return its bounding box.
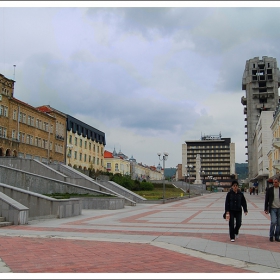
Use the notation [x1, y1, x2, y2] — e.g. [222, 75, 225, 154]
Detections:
[269, 103, 280, 179]
[104, 149, 163, 180]
[66, 115, 106, 171]
[104, 149, 131, 175]
[0, 74, 65, 163]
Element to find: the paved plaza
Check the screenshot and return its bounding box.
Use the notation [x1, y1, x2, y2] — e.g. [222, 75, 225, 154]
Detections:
[0, 191, 279, 278]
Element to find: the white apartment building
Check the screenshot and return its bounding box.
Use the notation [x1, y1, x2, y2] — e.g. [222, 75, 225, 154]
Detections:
[251, 111, 273, 192]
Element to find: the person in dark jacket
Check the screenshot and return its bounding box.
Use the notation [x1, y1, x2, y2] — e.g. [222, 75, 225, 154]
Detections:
[225, 180, 248, 242]
[264, 177, 280, 242]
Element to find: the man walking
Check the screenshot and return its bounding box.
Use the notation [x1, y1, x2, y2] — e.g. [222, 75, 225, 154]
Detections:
[225, 180, 248, 242]
[264, 177, 280, 242]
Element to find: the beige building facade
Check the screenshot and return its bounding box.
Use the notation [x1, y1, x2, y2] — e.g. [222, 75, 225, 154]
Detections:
[0, 74, 65, 163]
[104, 149, 163, 181]
[268, 103, 280, 182]
[66, 115, 106, 172]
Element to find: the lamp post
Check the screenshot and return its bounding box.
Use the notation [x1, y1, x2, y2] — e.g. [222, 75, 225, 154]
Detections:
[157, 152, 168, 200]
[208, 176, 215, 191]
[200, 170, 205, 184]
[185, 164, 193, 198]
[67, 144, 73, 165]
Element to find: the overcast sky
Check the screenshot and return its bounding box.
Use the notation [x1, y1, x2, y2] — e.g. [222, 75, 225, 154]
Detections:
[1, 2, 280, 168]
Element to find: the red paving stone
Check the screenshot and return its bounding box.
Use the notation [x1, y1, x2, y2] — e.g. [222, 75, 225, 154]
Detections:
[4, 224, 280, 255]
[0, 236, 252, 273]
[0, 193, 275, 273]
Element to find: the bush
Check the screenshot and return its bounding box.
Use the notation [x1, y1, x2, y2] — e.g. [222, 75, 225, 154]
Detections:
[140, 181, 154, 191]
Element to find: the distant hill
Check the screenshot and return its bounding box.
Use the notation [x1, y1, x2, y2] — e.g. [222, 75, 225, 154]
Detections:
[235, 163, 248, 180]
[164, 164, 248, 180]
[164, 168, 177, 179]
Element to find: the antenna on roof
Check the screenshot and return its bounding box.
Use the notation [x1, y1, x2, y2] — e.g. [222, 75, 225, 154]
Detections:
[13, 65, 16, 80]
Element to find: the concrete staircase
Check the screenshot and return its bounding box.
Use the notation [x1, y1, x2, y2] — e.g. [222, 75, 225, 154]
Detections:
[0, 216, 12, 227]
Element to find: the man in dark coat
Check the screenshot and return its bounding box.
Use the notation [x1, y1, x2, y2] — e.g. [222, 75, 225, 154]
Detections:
[264, 177, 280, 242]
[225, 180, 248, 242]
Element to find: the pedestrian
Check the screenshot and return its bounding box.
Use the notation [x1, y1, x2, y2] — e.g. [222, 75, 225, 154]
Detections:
[264, 177, 280, 242]
[225, 180, 248, 242]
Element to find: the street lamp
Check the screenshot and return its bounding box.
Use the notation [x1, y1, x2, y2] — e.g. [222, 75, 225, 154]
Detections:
[157, 152, 168, 200]
[208, 176, 216, 191]
[200, 170, 205, 184]
[67, 144, 73, 165]
[185, 164, 194, 198]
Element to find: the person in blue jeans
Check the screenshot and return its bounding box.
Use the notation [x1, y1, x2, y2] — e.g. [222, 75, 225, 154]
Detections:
[225, 180, 248, 242]
[264, 177, 280, 242]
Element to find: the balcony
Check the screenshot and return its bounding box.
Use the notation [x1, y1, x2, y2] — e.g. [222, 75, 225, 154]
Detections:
[241, 96, 247, 105]
[273, 160, 280, 170]
[272, 138, 280, 148]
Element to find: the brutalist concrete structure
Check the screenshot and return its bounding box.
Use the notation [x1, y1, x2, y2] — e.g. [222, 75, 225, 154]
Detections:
[241, 56, 280, 185]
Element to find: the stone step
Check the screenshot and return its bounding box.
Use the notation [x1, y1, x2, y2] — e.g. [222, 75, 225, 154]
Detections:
[0, 216, 12, 227]
[0, 221, 12, 227]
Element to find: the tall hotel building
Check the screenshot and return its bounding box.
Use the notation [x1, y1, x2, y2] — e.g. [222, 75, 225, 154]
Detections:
[241, 56, 280, 185]
[182, 134, 235, 190]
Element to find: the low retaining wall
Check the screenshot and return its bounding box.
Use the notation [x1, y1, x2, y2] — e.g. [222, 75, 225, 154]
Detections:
[0, 183, 82, 220]
[0, 192, 29, 225]
[80, 197, 125, 210]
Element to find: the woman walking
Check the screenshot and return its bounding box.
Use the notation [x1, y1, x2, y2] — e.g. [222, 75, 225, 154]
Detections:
[225, 180, 248, 242]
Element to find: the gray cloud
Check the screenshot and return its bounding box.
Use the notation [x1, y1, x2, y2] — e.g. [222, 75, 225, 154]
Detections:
[2, 5, 280, 167]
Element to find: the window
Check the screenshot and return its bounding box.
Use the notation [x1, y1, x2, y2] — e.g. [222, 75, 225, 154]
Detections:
[89, 156, 91, 163]
[31, 117, 34, 126]
[97, 158, 99, 165]
[74, 151, 77, 160]
[115, 163, 119, 171]
[89, 143, 91, 150]
[79, 153, 82, 161]
[84, 154, 87, 162]
[85, 141, 87, 149]
[80, 139, 82, 147]
[69, 135, 72, 144]
[27, 116, 31, 125]
[21, 133, 25, 143]
[13, 110, 17, 120]
[22, 114, 26, 123]
[43, 139, 47, 149]
[36, 119, 39, 128]
[75, 137, 77, 146]
[3, 106, 8, 117]
[12, 130, 16, 139]
[107, 163, 111, 169]
[0, 126, 6, 138]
